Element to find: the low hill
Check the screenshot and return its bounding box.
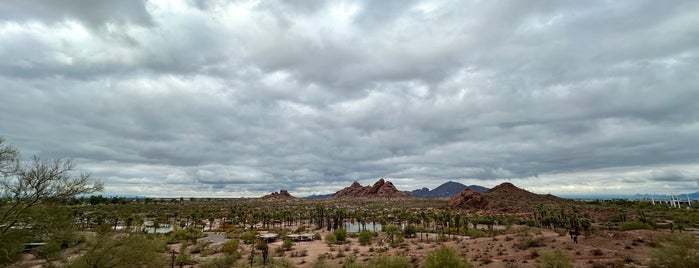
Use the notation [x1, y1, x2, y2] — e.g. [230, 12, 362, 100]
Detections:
[409, 181, 488, 198]
[449, 182, 570, 212]
[332, 179, 411, 199]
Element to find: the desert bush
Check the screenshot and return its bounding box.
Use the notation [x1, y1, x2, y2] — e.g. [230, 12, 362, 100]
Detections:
[619, 221, 653, 231]
[403, 225, 417, 238]
[325, 233, 338, 245]
[422, 245, 473, 268]
[650, 233, 699, 268]
[69, 234, 167, 268]
[282, 238, 294, 251]
[199, 256, 238, 268]
[359, 230, 373, 245]
[334, 228, 347, 244]
[515, 232, 544, 250]
[169, 226, 205, 244]
[241, 230, 257, 244]
[221, 239, 240, 257]
[225, 227, 242, 239]
[312, 258, 330, 268]
[465, 228, 488, 238]
[535, 250, 573, 268]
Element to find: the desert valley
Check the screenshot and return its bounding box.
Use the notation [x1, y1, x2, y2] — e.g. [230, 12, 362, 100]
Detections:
[10, 179, 699, 268]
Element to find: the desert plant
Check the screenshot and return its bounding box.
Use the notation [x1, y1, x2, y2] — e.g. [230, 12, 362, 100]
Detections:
[200, 255, 237, 268]
[619, 221, 653, 231]
[334, 228, 347, 244]
[422, 245, 473, 268]
[69, 234, 167, 268]
[535, 250, 573, 268]
[221, 239, 240, 257]
[651, 233, 699, 268]
[325, 233, 337, 245]
[359, 230, 373, 245]
[282, 238, 294, 251]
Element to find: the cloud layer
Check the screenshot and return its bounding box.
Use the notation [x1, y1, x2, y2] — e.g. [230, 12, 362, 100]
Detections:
[1, 0, 698, 197]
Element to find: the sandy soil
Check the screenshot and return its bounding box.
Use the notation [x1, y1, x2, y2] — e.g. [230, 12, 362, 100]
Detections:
[10, 224, 674, 268]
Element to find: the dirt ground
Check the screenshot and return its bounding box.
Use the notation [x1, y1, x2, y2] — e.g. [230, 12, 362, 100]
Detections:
[12, 225, 677, 268]
[266, 228, 658, 268]
[179, 226, 663, 267]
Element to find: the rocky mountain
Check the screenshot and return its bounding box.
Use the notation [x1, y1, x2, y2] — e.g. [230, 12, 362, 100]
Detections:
[408, 181, 489, 198]
[449, 182, 569, 212]
[260, 190, 298, 200]
[332, 179, 411, 199]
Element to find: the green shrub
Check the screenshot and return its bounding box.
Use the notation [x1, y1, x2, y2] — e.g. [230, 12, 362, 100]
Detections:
[422, 246, 473, 268]
[282, 238, 293, 251]
[0, 229, 29, 265]
[69, 234, 167, 268]
[241, 231, 257, 244]
[359, 230, 373, 245]
[619, 221, 653, 231]
[200, 255, 238, 268]
[536, 250, 573, 268]
[170, 226, 205, 243]
[403, 225, 417, 238]
[465, 228, 488, 238]
[325, 233, 337, 245]
[221, 239, 240, 257]
[334, 228, 347, 244]
[651, 233, 699, 268]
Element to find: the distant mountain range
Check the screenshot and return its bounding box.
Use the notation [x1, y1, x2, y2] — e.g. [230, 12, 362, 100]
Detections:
[304, 193, 334, 199]
[407, 181, 489, 198]
[301, 180, 699, 200]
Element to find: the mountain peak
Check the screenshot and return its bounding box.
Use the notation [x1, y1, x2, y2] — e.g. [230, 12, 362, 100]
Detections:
[332, 179, 410, 199]
[408, 181, 488, 198]
[450, 182, 569, 212]
[260, 189, 297, 200]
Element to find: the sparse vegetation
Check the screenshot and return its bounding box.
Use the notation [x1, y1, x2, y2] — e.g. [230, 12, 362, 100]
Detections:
[651, 233, 699, 268]
[422, 245, 473, 268]
[535, 250, 573, 268]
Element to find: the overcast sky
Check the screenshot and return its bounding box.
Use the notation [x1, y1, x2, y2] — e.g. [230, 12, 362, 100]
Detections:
[1, 0, 698, 198]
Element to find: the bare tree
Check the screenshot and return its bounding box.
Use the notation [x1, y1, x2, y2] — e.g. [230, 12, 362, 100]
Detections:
[0, 138, 103, 260]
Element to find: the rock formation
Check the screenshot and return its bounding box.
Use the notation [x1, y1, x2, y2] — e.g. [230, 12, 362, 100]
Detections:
[260, 189, 297, 200]
[332, 179, 411, 199]
[449, 182, 569, 212]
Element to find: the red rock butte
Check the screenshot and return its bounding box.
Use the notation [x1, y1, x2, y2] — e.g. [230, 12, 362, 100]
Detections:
[332, 178, 412, 199]
[449, 182, 570, 212]
[260, 189, 298, 200]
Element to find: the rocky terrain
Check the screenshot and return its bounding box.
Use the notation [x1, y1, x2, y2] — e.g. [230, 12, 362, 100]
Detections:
[332, 178, 412, 199]
[450, 182, 571, 213]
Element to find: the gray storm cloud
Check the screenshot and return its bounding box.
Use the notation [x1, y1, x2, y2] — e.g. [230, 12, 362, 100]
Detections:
[1, 0, 698, 197]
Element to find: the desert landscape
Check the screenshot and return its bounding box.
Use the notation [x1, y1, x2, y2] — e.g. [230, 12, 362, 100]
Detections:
[9, 179, 699, 268]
